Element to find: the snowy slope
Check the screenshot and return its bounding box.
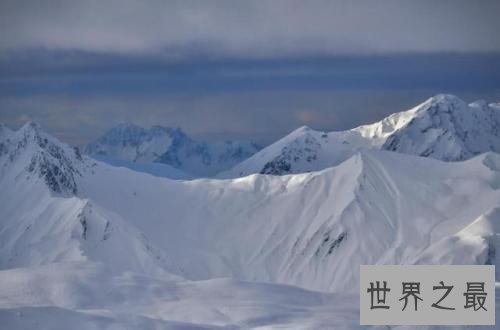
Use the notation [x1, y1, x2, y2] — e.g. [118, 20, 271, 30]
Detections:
[413, 207, 500, 277]
[3, 122, 500, 290]
[0, 122, 181, 277]
[91, 155, 194, 180]
[220, 94, 500, 177]
[78, 149, 500, 292]
[84, 123, 261, 177]
[0, 262, 364, 329]
[1, 262, 499, 329]
[1, 122, 500, 328]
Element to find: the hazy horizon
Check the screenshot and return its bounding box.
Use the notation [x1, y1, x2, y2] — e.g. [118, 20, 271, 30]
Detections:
[1, 1, 499, 146]
[3, 91, 500, 148]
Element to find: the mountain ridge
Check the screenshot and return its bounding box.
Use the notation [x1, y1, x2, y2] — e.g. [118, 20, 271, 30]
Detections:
[220, 94, 500, 177]
[2, 122, 499, 291]
[1, 121, 500, 327]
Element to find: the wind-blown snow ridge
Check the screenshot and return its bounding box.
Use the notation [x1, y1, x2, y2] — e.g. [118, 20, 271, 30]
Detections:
[220, 94, 500, 177]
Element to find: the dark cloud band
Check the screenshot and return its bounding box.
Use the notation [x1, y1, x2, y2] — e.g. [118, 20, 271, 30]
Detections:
[1, 0, 500, 56]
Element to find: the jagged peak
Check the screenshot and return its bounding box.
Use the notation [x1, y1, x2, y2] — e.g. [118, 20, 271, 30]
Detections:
[14, 121, 69, 152]
[97, 124, 187, 143]
[20, 120, 42, 130]
[18, 121, 44, 138]
[0, 121, 89, 196]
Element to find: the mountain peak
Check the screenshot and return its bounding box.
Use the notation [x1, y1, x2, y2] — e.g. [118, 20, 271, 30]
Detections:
[0, 122, 88, 196]
[382, 94, 500, 160]
[221, 94, 500, 178]
[415, 94, 468, 114]
[429, 93, 462, 103]
[85, 124, 261, 176]
[92, 124, 187, 147]
[19, 121, 44, 137]
[296, 125, 312, 132]
[20, 120, 42, 130]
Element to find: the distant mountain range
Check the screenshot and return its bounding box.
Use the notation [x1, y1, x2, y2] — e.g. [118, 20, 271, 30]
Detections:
[84, 124, 262, 177]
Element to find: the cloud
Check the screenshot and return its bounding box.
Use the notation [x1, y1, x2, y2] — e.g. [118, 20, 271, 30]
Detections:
[1, 0, 500, 57]
[1, 1, 499, 147]
[1, 50, 499, 146]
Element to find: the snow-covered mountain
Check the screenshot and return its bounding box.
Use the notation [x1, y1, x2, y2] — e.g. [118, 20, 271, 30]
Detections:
[5, 123, 500, 282]
[0, 122, 180, 276]
[220, 94, 500, 177]
[1, 121, 500, 328]
[84, 124, 261, 177]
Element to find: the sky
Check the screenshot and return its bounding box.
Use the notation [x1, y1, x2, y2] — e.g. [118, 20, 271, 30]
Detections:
[1, 0, 500, 146]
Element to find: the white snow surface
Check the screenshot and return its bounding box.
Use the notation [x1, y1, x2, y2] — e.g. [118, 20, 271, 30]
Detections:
[220, 94, 500, 178]
[1, 120, 500, 329]
[91, 155, 194, 180]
